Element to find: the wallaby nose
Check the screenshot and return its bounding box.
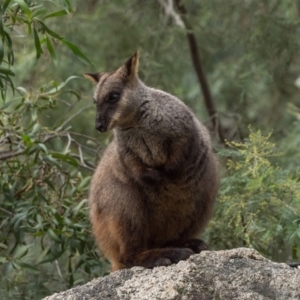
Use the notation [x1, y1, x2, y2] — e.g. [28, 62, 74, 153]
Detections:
[95, 122, 103, 132]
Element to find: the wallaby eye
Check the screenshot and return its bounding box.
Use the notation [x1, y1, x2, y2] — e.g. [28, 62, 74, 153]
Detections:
[108, 92, 120, 104]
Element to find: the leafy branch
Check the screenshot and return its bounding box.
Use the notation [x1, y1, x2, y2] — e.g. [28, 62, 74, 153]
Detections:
[0, 0, 93, 100]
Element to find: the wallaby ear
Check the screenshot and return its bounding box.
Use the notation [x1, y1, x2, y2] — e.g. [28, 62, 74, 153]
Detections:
[118, 51, 139, 78]
[84, 72, 101, 84]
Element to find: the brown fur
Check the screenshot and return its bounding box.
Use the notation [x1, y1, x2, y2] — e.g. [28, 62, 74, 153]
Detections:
[85, 51, 219, 271]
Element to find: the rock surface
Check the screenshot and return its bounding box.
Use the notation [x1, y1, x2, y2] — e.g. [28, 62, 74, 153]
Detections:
[43, 248, 300, 300]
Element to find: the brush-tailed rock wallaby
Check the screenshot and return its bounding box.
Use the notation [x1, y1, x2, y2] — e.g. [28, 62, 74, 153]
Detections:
[84, 51, 219, 271]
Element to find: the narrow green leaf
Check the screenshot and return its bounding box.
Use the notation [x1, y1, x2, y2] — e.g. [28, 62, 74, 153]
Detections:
[62, 39, 93, 66]
[1, 74, 14, 91]
[45, 76, 80, 95]
[22, 134, 33, 146]
[42, 9, 68, 19]
[13, 214, 25, 232]
[27, 22, 31, 34]
[0, 38, 4, 65]
[54, 213, 64, 226]
[12, 261, 21, 270]
[48, 228, 60, 242]
[16, 86, 28, 95]
[36, 214, 43, 229]
[68, 259, 74, 286]
[43, 155, 61, 168]
[0, 73, 14, 98]
[0, 256, 7, 263]
[28, 144, 39, 155]
[4, 31, 14, 66]
[37, 20, 63, 40]
[39, 251, 64, 264]
[44, 178, 56, 191]
[14, 0, 32, 21]
[33, 27, 43, 59]
[32, 8, 47, 18]
[50, 152, 78, 167]
[31, 123, 40, 134]
[17, 261, 39, 272]
[77, 177, 91, 190]
[60, 89, 81, 101]
[38, 143, 48, 154]
[3, 0, 12, 13]
[62, 0, 73, 13]
[16, 245, 29, 259]
[0, 99, 18, 110]
[29, 4, 44, 13]
[0, 88, 5, 103]
[46, 36, 56, 63]
[0, 243, 8, 249]
[0, 67, 14, 76]
[73, 199, 88, 215]
[0, 6, 4, 36]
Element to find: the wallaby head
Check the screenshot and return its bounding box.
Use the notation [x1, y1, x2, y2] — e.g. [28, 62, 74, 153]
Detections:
[84, 51, 141, 133]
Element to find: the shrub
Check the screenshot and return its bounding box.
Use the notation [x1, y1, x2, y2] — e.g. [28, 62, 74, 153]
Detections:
[0, 80, 109, 299]
[206, 127, 300, 262]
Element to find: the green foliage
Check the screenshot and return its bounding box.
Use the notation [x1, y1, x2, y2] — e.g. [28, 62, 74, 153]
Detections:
[0, 1, 108, 298]
[0, 0, 92, 100]
[0, 79, 109, 298]
[206, 128, 300, 262]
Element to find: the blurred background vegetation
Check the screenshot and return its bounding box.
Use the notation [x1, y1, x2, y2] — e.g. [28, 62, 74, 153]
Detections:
[1, 0, 300, 298]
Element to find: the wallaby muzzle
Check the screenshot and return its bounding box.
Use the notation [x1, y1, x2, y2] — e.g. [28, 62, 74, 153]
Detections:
[95, 121, 105, 133]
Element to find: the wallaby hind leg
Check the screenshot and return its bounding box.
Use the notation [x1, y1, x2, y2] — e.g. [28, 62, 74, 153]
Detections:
[164, 238, 208, 254]
[182, 238, 208, 253]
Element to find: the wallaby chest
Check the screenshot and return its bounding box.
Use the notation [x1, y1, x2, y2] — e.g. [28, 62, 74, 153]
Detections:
[148, 192, 195, 245]
[116, 129, 171, 167]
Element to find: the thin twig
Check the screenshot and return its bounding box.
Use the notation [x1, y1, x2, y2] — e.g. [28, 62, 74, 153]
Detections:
[171, 0, 226, 144]
[65, 133, 72, 153]
[55, 260, 64, 279]
[68, 131, 101, 146]
[0, 206, 13, 216]
[59, 105, 93, 130]
[69, 153, 95, 171]
[157, 0, 184, 28]
[0, 217, 9, 230]
[0, 150, 24, 160]
[78, 144, 85, 166]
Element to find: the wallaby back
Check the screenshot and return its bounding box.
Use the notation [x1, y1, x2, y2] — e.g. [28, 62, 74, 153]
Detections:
[85, 51, 219, 271]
